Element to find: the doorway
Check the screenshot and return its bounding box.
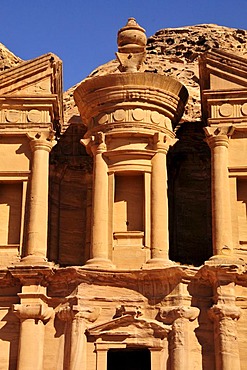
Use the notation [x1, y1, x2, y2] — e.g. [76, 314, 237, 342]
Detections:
[107, 348, 151, 370]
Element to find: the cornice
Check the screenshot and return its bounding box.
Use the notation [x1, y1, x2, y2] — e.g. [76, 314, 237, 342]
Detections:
[74, 72, 188, 129]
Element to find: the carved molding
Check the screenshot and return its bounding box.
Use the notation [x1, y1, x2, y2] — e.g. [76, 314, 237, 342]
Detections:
[0, 109, 51, 125]
[95, 108, 172, 130]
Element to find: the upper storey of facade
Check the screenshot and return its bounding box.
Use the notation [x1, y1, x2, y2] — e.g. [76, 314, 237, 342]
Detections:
[0, 20, 247, 269]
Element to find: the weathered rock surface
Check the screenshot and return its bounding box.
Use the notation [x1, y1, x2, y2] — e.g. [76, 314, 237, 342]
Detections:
[0, 42, 22, 71]
[64, 24, 247, 123]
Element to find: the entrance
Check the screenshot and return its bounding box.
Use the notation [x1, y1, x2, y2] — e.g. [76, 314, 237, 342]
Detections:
[107, 348, 151, 370]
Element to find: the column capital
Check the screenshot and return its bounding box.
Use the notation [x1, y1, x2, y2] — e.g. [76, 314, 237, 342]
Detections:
[57, 304, 101, 323]
[208, 304, 241, 321]
[90, 132, 106, 155]
[13, 303, 53, 322]
[204, 126, 235, 149]
[159, 305, 200, 324]
[29, 138, 54, 153]
[27, 131, 55, 152]
[153, 132, 177, 153]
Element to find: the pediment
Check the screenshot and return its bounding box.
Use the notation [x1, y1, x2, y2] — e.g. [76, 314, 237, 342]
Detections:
[199, 49, 247, 91]
[0, 53, 63, 126]
[0, 53, 62, 97]
[87, 314, 168, 339]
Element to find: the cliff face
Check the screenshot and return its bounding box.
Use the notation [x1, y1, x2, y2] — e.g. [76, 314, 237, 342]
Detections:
[0, 42, 22, 71]
[63, 24, 247, 123]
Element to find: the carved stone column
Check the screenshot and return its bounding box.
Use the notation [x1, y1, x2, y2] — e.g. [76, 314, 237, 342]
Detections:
[209, 304, 241, 370]
[57, 304, 100, 370]
[70, 308, 88, 370]
[146, 134, 177, 267]
[22, 135, 54, 263]
[85, 133, 114, 268]
[159, 306, 199, 370]
[13, 293, 53, 370]
[205, 126, 234, 258]
[208, 277, 241, 370]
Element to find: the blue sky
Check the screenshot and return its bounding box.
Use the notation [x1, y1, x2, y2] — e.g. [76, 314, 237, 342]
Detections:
[1, 0, 247, 90]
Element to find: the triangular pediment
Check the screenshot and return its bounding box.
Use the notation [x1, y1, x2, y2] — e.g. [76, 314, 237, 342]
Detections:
[87, 314, 168, 339]
[199, 49, 247, 91]
[0, 53, 62, 96]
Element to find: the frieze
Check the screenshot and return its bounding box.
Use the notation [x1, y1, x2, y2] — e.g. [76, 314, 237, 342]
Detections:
[94, 108, 172, 130]
[0, 109, 51, 125]
[210, 102, 247, 120]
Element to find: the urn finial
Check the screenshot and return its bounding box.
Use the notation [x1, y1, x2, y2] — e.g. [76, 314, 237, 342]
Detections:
[116, 18, 147, 72]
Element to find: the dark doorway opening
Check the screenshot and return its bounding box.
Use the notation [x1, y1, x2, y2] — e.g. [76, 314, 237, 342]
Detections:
[107, 348, 151, 370]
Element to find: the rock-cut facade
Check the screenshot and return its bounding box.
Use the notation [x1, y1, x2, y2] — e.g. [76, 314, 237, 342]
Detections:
[0, 18, 247, 370]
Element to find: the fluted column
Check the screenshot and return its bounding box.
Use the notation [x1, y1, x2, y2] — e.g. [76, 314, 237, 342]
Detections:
[13, 297, 53, 370]
[146, 133, 177, 267]
[159, 306, 199, 370]
[85, 133, 114, 268]
[205, 127, 234, 258]
[22, 136, 53, 263]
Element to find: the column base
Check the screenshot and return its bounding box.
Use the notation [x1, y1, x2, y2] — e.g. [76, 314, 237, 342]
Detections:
[142, 257, 175, 269]
[83, 257, 116, 270]
[20, 255, 53, 266]
[205, 254, 245, 267]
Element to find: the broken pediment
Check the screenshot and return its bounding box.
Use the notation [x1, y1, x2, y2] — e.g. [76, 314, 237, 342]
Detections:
[87, 314, 169, 339]
[199, 49, 247, 91]
[0, 53, 62, 96]
[0, 53, 63, 128]
[199, 49, 247, 125]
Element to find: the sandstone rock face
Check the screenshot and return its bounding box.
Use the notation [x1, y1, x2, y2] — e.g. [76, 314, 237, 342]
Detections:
[0, 42, 22, 71]
[64, 24, 247, 123]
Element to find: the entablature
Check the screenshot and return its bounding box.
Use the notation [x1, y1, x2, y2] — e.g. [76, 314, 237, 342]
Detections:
[201, 89, 247, 126]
